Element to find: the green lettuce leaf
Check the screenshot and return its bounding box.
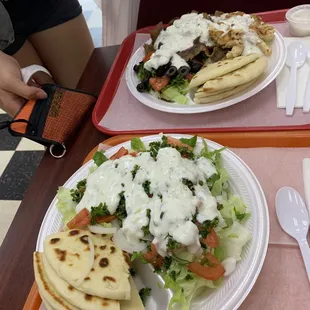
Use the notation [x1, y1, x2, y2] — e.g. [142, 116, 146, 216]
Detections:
[161, 86, 188, 104]
[56, 187, 77, 224]
[131, 138, 146, 152]
[179, 135, 198, 148]
[163, 260, 221, 310]
[93, 151, 108, 167]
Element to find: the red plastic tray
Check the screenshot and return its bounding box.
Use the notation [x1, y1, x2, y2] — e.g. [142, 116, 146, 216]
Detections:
[92, 9, 310, 135]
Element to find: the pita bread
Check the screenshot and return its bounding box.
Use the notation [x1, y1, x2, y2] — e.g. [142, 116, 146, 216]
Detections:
[42, 254, 119, 310]
[43, 229, 131, 300]
[189, 53, 260, 88]
[195, 87, 235, 98]
[194, 79, 258, 104]
[33, 252, 79, 310]
[202, 57, 268, 92]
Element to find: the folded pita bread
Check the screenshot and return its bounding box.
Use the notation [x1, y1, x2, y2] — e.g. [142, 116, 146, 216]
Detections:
[42, 253, 118, 310]
[33, 252, 80, 310]
[194, 78, 258, 104]
[189, 53, 260, 88]
[43, 229, 131, 300]
[195, 87, 235, 98]
[120, 278, 145, 310]
[202, 57, 268, 93]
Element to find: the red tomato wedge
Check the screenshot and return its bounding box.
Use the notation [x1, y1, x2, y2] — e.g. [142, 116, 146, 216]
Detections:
[188, 253, 225, 281]
[185, 73, 194, 81]
[143, 243, 158, 263]
[143, 52, 153, 63]
[110, 147, 129, 160]
[143, 243, 163, 267]
[96, 215, 116, 224]
[67, 208, 90, 229]
[149, 76, 170, 92]
[129, 152, 138, 157]
[201, 228, 219, 248]
[167, 136, 193, 150]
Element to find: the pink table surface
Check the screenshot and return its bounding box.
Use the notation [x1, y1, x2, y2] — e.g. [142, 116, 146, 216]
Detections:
[232, 147, 310, 309]
[99, 23, 310, 133]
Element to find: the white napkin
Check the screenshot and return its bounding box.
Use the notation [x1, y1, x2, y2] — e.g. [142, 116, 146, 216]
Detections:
[302, 158, 310, 215]
[276, 37, 310, 108]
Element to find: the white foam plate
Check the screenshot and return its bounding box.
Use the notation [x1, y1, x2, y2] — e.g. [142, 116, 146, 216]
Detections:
[36, 134, 269, 310]
[125, 31, 286, 114]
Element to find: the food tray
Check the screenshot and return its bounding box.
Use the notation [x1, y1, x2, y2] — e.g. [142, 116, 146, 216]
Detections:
[24, 133, 310, 310]
[92, 9, 310, 137]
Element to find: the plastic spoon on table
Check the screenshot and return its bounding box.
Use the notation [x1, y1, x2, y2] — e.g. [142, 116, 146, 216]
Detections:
[303, 47, 310, 112]
[276, 187, 310, 282]
[285, 41, 306, 116]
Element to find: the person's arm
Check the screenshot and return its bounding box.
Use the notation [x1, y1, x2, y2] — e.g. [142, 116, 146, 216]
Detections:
[0, 3, 47, 117]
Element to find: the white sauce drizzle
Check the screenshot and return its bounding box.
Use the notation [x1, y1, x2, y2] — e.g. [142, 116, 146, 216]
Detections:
[77, 147, 223, 256]
[144, 12, 263, 71]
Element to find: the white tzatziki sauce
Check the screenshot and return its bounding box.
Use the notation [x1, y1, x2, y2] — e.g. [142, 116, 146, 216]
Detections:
[76, 147, 224, 256]
[144, 12, 263, 71]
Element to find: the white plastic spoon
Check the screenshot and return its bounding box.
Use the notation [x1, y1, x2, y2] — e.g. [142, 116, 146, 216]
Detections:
[276, 187, 310, 282]
[285, 42, 306, 116]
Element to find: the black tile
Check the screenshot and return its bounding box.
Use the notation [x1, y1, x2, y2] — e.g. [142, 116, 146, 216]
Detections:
[0, 151, 44, 200]
[0, 114, 21, 150]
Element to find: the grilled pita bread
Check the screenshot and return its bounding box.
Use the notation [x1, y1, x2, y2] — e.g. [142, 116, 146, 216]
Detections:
[202, 57, 267, 93]
[189, 53, 260, 88]
[33, 252, 79, 310]
[42, 253, 119, 310]
[43, 229, 131, 300]
[194, 78, 258, 103]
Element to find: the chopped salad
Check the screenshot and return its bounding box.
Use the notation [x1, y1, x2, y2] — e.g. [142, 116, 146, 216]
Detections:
[133, 10, 275, 105]
[57, 135, 251, 309]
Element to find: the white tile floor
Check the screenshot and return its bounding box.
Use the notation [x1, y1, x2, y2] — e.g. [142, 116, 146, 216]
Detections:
[0, 0, 103, 246]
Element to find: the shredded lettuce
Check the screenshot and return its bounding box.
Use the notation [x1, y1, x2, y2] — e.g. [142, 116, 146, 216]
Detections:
[131, 138, 146, 152]
[179, 135, 198, 148]
[93, 150, 108, 167]
[163, 260, 221, 310]
[160, 86, 189, 104]
[56, 187, 77, 224]
[219, 221, 251, 261]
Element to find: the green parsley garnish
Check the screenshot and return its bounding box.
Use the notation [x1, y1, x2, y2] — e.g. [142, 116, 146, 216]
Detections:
[182, 178, 196, 196]
[129, 267, 136, 277]
[115, 191, 127, 222]
[131, 251, 147, 263]
[200, 217, 219, 238]
[92, 151, 108, 167]
[139, 287, 152, 305]
[70, 179, 87, 203]
[166, 236, 181, 251]
[90, 202, 110, 225]
[131, 165, 140, 180]
[142, 180, 153, 197]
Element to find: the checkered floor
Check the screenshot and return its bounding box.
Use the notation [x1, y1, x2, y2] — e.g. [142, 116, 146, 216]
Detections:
[0, 0, 102, 246]
[0, 109, 45, 245]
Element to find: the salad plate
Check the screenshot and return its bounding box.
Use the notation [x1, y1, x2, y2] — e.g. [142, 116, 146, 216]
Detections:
[125, 11, 286, 114]
[36, 134, 269, 310]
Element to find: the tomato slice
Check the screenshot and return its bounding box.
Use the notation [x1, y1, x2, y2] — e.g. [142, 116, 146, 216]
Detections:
[185, 73, 194, 81]
[96, 215, 116, 224]
[67, 208, 90, 229]
[202, 228, 219, 248]
[143, 243, 158, 263]
[129, 152, 138, 157]
[110, 147, 129, 160]
[188, 253, 225, 281]
[167, 136, 193, 150]
[149, 76, 170, 92]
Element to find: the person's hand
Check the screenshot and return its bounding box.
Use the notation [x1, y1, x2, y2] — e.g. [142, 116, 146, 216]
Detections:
[0, 51, 48, 117]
